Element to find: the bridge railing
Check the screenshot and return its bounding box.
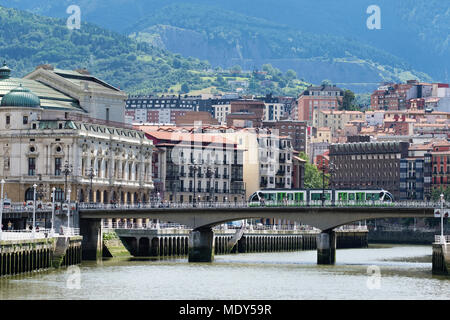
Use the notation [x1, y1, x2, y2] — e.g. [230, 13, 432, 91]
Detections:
[78, 200, 441, 211]
[102, 221, 190, 230]
[435, 235, 450, 244]
[60, 227, 80, 236]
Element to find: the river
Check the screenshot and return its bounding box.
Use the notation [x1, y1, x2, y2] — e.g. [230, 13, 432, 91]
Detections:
[0, 244, 448, 300]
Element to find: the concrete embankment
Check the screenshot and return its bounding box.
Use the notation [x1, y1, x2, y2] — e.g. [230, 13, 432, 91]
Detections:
[106, 228, 368, 258]
[432, 243, 450, 276]
[0, 236, 82, 277]
[368, 230, 439, 244]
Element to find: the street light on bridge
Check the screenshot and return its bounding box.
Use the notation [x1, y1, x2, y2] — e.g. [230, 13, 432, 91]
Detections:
[32, 183, 37, 238]
[87, 167, 96, 203]
[0, 179, 5, 240]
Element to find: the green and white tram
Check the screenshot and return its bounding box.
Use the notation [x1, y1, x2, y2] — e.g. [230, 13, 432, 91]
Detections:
[248, 189, 394, 206]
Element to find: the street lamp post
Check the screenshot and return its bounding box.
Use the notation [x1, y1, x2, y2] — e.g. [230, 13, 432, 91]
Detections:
[33, 183, 37, 238]
[321, 159, 326, 206]
[190, 160, 200, 207]
[0, 179, 5, 240]
[440, 193, 445, 243]
[51, 187, 56, 237]
[62, 161, 73, 201]
[67, 188, 71, 235]
[87, 167, 95, 203]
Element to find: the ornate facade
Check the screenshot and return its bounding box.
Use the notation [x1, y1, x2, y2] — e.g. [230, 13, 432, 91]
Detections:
[0, 63, 154, 204]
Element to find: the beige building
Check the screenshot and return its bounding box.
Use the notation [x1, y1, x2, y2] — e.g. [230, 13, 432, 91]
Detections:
[311, 127, 331, 143]
[313, 110, 364, 136]
[0, 63, 154, 204]
[200, 127, 293, 198]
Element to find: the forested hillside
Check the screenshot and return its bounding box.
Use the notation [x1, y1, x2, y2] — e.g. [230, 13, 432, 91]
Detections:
[0, 6, 211, 93]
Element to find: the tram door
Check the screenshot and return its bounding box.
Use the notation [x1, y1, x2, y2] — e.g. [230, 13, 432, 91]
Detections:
[277, 192, 286, 202]
[356, 192, 365, 201]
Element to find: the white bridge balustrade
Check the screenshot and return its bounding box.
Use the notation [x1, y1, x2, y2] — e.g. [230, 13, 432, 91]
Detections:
[435, 235, 450, 244]
[0, 228, 80, 241]
[1, 200, 445, 214]
[78, 200, 443, 211]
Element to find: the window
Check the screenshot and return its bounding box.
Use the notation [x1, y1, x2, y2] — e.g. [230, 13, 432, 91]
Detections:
[6, 115, 10, 125]
[23, 116, 28, 125]
[28, 157, 36, 176]
[55, 158, 62, 176]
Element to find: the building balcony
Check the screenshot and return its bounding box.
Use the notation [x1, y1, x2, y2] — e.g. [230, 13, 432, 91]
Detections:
[223, 174, 229, 179]
[179, 172, 186, 177]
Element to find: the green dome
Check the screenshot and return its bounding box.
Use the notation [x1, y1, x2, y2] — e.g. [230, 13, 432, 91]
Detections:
[1, 84, 41, 108]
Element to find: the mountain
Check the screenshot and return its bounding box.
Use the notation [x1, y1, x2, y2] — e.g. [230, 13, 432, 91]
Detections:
[128, 3, 436, 93]
[0, 5, 211, 94]
[2, 1, 447, 93]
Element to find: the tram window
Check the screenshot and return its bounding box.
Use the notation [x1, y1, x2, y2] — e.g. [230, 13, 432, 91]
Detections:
[311, 193, 321, 201]
[251, 194, 259, 202]
[349, 193, 355, 201]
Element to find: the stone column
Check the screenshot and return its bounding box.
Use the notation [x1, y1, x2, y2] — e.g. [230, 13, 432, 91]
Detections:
[317, 229, 336, 265]
[80, 218, 103, 260]
[188, 227, 215, 263]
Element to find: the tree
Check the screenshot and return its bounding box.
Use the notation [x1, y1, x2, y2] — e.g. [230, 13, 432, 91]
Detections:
[321, 79, 332, 86]
[284, 69, 297, 81]
[339, 89, 357, 111]
[298, 152, 328, 189]
[180, 83, 190, 94]
[230, 65, 242, 75]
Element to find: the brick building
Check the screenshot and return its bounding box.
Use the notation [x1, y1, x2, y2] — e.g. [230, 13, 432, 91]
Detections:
[295, 85, 343, 123]
[330, 141, 409, 199]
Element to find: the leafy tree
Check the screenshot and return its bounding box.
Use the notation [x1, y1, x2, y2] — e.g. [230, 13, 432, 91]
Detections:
[180, 83, 190, 93]
[284, 69, 297, 81]
[339, 89, 358, 111]
[230, 65, 242, 75]
[321, 79, 333, 86]
[298, 152, 328, 189]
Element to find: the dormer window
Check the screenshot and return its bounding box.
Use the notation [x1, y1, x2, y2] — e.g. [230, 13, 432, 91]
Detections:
[23, 116, 28, 124]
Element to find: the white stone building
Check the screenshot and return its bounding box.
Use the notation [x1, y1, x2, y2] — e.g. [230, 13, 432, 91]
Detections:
[0, 63, 154, 204]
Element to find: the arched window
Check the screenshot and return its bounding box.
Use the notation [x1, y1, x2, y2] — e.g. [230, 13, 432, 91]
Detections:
[96, 190, 101, 203]
[127, 192, 131, 204]
[103, 190, 108, 204]
[25, 188, 34, 201]
[79, 189, 85, 202]
[134, 192, 138, 203]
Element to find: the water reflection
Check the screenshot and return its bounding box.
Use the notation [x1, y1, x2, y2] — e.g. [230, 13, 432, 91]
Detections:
[0, 245, 448, 300]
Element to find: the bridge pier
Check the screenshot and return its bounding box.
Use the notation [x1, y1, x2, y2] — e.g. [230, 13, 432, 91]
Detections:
[80, 218, 103, 260]
[317, 230, 336, 265]
[188, 227, 215, 263]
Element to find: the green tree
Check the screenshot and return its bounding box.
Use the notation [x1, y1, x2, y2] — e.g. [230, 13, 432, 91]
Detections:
[180, 83, 190, 93]
[321, 79, 332, 86]
[339, 89, 358, 111]
[284, 69, 297, 81]
[298, 152, 328, 189]
[230, 65, 242, 75]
